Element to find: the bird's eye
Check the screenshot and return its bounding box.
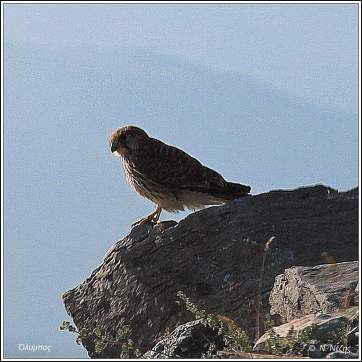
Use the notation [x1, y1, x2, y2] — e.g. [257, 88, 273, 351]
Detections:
[120, 133, 126, 143]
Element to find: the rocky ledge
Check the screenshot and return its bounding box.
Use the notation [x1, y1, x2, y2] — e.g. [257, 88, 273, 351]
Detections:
[62, 185, 358, 358]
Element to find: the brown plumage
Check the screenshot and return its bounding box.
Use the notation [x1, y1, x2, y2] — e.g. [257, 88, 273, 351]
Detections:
[110, 125, 251, 225]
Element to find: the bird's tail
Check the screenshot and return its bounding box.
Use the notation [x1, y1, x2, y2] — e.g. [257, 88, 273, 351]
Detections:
[211, 181, 251, 201]
[225, 181, 251, 199]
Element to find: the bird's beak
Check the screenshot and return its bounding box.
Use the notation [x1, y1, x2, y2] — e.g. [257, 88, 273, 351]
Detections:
[110, 142, 118, 153]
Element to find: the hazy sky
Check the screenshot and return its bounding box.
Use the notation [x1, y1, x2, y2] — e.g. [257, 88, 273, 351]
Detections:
[3, 2, 359, 359]
[4, 3, 358, 113]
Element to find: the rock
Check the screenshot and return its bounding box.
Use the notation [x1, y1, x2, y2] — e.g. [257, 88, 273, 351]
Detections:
[326, 350, 359, 359]
[255, 306, 358, 348]
[346, 325, 359, 347]
[270, 261, 359, 323]
[62, 185, 358, 358]
[216, 350, 300, 359]
[254, 307, 358, 358]
[256, 260, 360, 358]
[144, 319, 224, 358]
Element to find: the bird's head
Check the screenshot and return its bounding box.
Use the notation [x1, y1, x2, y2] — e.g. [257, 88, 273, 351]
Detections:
[110, 125, 149, 157]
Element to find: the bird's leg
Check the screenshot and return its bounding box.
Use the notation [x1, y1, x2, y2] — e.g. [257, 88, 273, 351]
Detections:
[153, 205, 162, 223]
[132, 205, 162, 226]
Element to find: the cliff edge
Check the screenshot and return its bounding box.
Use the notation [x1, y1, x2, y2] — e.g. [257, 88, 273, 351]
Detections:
[62, 185, 358, 358]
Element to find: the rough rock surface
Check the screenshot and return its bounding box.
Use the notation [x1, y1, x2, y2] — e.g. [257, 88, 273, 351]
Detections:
[215, 350, 299, 359]
[62, 185, 358, 358]
[326, 350, 359, 359]
[254, 306, 358, 350]
[144, 319, 224, 358]
[270, 261, 359, 323]
[255, 261, 359, 358]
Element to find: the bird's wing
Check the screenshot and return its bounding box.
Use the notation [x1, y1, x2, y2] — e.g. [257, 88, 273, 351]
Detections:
[138, 138, 227, 192]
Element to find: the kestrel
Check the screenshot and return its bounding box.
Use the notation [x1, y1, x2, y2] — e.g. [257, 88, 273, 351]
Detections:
[110, 126, 251, 225]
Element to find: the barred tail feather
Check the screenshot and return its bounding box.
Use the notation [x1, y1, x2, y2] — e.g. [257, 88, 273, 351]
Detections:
[226, 181, 251, 195]
[212, 181, 251, 201]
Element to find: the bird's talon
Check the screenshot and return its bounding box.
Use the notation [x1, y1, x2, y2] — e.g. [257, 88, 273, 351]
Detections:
[131, 218, 150, 227]
[132, 208, 161, 227]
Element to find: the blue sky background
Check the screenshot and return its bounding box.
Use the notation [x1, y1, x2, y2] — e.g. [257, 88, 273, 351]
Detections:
[3, 3, 359, 358]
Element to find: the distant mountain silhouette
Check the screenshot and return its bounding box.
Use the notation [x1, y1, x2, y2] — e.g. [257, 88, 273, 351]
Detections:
[5, 42, 357, 193]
